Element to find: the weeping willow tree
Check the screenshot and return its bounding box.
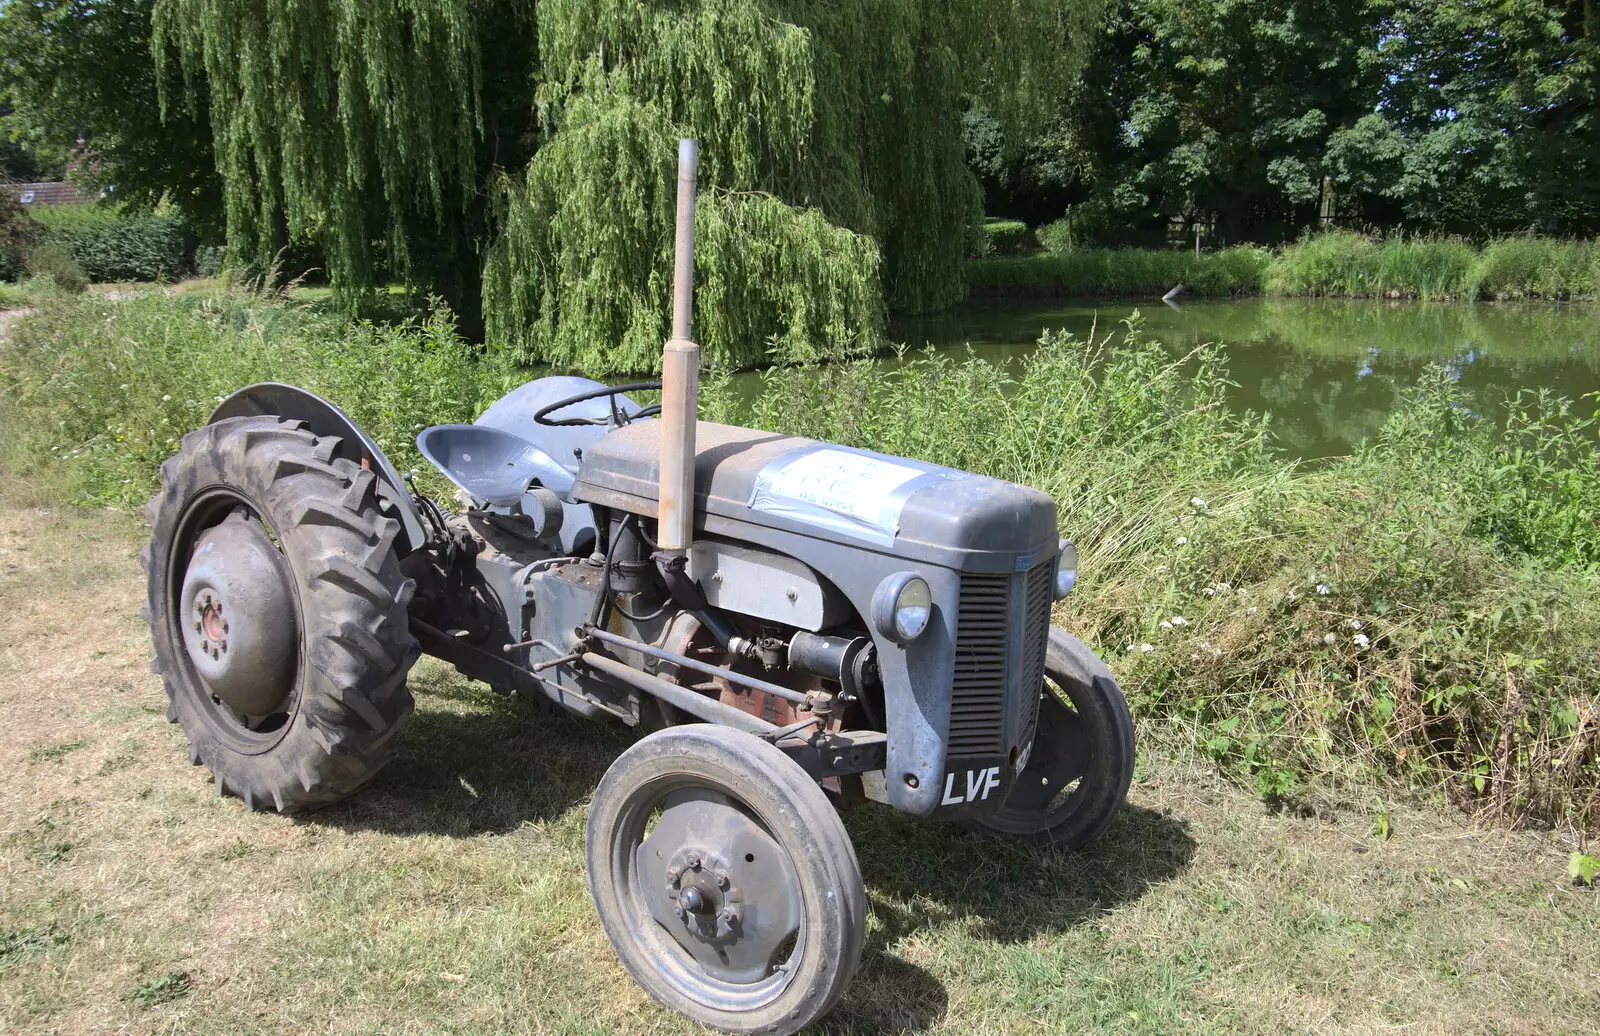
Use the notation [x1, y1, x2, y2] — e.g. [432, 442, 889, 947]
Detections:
[152, 0, 534, 327]
[154, 0, 1105, 369]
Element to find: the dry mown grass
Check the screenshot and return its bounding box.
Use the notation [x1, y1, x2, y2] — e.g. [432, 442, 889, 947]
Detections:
[1, 507, 1596, 1035]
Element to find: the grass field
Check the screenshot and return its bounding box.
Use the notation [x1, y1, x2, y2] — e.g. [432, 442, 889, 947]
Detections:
[2, 507, 1597, 1034]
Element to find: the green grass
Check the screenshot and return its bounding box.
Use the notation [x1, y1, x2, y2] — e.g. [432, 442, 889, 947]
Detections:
[0, 506, 1595, 1033]
[1, 289, 1597, 834]
[973, 231, 1600, 301]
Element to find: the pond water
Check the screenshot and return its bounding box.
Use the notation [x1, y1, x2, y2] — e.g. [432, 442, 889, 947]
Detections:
[887, 298, 1600, 459]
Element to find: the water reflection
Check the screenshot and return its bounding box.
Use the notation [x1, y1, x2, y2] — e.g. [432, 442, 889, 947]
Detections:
[888, 298, 1600, 458]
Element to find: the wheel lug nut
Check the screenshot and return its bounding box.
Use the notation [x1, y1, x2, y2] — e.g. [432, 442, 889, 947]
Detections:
[715, 869, 729, 889]
[193, 620, 202, 634]
[685, 851, 700, 869]
[673, 905, 684, 919]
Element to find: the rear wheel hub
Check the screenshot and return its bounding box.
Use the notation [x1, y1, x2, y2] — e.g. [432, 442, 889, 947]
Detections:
[180, 514, 298, 716]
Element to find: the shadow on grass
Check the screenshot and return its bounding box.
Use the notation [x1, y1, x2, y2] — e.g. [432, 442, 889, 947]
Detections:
[316, 681, 1195, 1032]
[849, 801, 1196, 942]
[313, 683, 632, 838]
[812, 802, 1197, 1031]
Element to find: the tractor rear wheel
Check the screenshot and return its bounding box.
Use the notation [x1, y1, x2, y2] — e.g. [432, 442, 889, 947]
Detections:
[142, 415, 419, 812]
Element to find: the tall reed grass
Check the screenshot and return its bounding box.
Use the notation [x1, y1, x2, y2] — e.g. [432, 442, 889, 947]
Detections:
[969, 246, 1273, 298]
[973, 230, 1600, 301]
[2, 290, 1597, 829]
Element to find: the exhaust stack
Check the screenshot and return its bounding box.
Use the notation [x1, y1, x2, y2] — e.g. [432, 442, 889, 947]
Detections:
[658, 138, 699, 557]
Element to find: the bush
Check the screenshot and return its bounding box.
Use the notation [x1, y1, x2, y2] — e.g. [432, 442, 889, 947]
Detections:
[1468, 237, 1600, 300]
[0, 289, 517, 508]
[1268, 231, 1481, 299]
[968, 246, 1273, 297]
[995, 231, 1600, 301]
[30, 205, 192, 282]
[1037, 218, 1074, 254]
[193, 245, 226, 278]
[23, 243, 88, 294]
[0, 189, 42, 281]
[979, 218, 1030, 256]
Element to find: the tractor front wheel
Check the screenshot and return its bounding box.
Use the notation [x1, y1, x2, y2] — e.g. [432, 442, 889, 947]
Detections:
[586, 724, 867, 1034]
[964, 628, 1135, 849]
[142, 416, 419, 812]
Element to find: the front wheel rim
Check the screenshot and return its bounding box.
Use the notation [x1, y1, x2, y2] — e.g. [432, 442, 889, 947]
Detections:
[609, 774, 805, 1011]
[990, 679, 1094, 830]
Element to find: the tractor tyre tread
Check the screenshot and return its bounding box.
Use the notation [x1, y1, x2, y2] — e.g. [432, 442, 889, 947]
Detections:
[143, 416, 417, 813]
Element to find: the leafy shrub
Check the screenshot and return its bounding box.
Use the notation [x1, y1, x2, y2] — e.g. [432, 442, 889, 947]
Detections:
[968, 246, 1272, 297]
[0, 189, 42, 281]
[23, 243, 88, 294]
[193, 244, 226, 278]
[1468, 237, 1600, 300]
[979, 218, 1030, 256]
[30, 205, 192, 282]
[1037, 218, 1074, 254]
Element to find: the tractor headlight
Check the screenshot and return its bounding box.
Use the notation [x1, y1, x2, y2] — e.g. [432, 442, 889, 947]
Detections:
[1055, 540, 1078, 599]
[872, 572, 933, 644]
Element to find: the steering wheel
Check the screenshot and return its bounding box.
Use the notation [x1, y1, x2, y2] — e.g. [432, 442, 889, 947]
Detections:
[533, 382, 664, 427]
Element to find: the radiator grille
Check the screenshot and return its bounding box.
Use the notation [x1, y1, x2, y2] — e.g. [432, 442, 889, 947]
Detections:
[949, 563, 1057, 758]
[1017, 562, 1056, 744]
[949, 574, 1010, 755]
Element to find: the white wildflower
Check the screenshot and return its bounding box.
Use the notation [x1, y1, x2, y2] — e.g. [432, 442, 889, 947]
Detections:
[1202, 587, 1216, 597]
[1160, 621, 1173, 630]
[1316, 584, 1331, 596]
[1139, 643, 1154, 653]
[1349, 619, 1363, 630]
[1246, 606, 1258, 616]
[119, 383, 129, 390]
[1288, 590, 1299, 602]
[1353, 633, 1371, 649]
[1175, 536, 1189, 546]
[1170, 616, 1189, 627]
[161, 394, 172, 402]
[1153, 564, 1168, 574]
[1191, 496, 1207, 509]
[1323, 632, 1337, 646]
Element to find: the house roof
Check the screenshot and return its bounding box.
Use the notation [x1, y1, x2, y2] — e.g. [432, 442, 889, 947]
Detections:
[8, 181, 103, 207]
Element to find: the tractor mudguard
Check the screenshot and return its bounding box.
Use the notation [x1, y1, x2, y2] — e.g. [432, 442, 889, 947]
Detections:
[209, 382, 427, 555]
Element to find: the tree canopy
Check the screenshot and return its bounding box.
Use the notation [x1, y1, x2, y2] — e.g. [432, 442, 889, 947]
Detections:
[0, 0, 220, 232]
[981, 0, 1600, 243]
[145, 0, 1104, 365]
[6, 0, 1600, 365]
